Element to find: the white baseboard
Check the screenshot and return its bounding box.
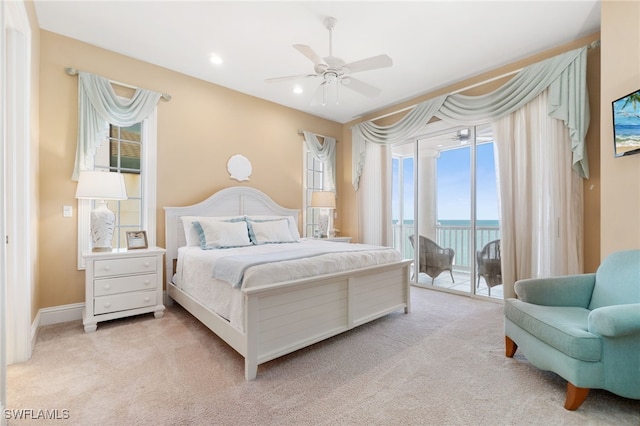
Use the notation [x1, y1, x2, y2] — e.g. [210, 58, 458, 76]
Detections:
[31, 302, 85, 344]
[29, 303, 83, 356]
[31, 292, 170, 341]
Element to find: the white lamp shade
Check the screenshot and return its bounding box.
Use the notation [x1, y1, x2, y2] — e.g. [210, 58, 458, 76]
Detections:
[75, 171, 128, 200]
[310, 191, 336, 209]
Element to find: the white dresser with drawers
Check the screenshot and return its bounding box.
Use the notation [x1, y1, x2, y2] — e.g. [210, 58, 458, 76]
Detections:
[82, 247, 165, 332]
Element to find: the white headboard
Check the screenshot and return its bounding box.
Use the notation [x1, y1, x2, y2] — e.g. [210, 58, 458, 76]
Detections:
[163, 186, 300, 284]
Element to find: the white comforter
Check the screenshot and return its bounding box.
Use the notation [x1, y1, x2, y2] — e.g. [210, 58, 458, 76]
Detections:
[174, 239, 401, 331]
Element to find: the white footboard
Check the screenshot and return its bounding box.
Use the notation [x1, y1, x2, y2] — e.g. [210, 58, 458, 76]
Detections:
[242, 259, 412, 380]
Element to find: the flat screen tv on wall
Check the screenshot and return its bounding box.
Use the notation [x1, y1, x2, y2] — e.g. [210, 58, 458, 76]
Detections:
[612, 88, 640, 157]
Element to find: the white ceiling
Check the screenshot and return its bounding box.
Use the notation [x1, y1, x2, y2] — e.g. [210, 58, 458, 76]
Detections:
[34, 1, 601, 124]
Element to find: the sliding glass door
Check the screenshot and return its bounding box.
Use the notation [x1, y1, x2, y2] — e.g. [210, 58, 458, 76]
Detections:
[391, 122, 502, 299]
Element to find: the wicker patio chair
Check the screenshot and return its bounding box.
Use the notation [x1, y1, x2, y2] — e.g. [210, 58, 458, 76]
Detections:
[409, 235, 455, 285]
[477, 239, 502, 296]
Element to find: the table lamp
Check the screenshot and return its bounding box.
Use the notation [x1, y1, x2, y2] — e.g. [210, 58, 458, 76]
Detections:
[310, 191, 336, 238]
[75, 171, 128, 252]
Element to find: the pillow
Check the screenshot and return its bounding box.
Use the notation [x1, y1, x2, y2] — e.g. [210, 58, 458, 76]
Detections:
[247, 218, 296, 244]
[180, 215, 245, 246]
[245, 215, 301, 241]
[192, 218, 251, 249]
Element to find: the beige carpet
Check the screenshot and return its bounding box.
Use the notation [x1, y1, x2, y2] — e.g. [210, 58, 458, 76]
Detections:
[7, 287, 640, 425]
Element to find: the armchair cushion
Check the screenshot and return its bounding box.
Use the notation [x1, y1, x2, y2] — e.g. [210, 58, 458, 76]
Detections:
[504, 300, 601, 361]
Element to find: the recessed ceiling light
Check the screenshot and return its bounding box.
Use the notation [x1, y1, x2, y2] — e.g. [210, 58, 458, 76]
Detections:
[293, 85, 303, 94]
[209, 53, 223, 65]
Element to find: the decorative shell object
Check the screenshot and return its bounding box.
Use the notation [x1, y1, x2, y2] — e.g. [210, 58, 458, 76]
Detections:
[227, 155, 252, 181]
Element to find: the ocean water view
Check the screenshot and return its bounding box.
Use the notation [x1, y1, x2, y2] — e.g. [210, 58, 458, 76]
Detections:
[438, 219, 499, 227]
[393, 219, 500, 227]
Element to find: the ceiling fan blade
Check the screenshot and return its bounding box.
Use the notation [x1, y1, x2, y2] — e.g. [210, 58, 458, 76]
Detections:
[265, 74, 317, 83]
[293, 44, 326, 66]
[343, 54, 393, 74]
[341, 77, 382, 98]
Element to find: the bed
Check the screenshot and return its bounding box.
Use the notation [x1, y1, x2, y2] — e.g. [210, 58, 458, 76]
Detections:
[164, 186, 412, 380]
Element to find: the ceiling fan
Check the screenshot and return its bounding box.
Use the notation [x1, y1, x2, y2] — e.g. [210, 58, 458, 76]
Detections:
[266, 17, 393, 104]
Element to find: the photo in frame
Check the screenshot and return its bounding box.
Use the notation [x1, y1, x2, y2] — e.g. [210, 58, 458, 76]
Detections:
[126, 231, 148, 249]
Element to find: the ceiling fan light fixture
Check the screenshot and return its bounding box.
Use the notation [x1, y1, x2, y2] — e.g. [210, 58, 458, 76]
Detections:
[325, 71, 338, 85]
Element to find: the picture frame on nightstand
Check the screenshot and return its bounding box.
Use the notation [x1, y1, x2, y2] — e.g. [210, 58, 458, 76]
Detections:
[126, 230, 148, 249]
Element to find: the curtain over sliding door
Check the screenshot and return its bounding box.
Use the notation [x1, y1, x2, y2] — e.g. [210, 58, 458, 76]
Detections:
[493, 90, 583, 298]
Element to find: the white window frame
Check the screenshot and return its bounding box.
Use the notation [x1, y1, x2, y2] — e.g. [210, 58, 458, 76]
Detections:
[77, 109, 157, 269]
[301, 145, 327, 238]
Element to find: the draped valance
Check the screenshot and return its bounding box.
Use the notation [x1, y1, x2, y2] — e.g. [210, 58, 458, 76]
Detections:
[351, 46, 590, 190]
[71, 72, 163, 180]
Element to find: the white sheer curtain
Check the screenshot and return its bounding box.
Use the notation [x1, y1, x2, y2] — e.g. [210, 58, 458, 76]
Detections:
[72, 72, 162, 180]
[493, 90, 583, 298]
[357, 142, 393, 246]
[302, 131, 336, 193]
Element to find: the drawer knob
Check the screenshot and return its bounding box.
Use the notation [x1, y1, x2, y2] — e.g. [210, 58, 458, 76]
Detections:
[104, 284, 111, 290]
[104, 266, 111, 271]
[144, 296, 150, 302]
[143, 262, 150, 267]
[144, 280, 151, 286]
[104, 302, 111, 308]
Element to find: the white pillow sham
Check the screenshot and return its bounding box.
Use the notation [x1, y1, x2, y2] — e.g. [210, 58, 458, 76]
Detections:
[180, 215, 245, 246]
[193, 218, 252, 249]
[245, 215, 301, 242]
[247, 218, 295, 244]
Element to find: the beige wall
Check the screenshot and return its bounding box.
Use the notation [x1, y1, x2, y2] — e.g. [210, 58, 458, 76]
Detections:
[600, 0, 640, 257]
[38, 31, 342, 309]
[340, 32, 603, 272]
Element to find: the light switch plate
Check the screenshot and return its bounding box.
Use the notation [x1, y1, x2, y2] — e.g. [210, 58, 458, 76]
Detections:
[63, 205, 73, 217]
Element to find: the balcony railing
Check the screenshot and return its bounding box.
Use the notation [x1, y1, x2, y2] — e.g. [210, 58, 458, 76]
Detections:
[393, 223, 500, 272]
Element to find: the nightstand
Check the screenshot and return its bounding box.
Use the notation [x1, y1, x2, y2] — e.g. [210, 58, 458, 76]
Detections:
[82, 246, 166, 332]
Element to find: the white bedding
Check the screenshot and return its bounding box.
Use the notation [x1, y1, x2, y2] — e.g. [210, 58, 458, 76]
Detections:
[174, 239, 401, 332]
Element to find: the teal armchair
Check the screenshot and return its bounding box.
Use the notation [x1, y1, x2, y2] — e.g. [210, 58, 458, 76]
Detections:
[503, 250, 640, 410]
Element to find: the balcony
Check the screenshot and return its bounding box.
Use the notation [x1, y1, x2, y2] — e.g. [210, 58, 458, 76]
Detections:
[393, 222, 502, 298]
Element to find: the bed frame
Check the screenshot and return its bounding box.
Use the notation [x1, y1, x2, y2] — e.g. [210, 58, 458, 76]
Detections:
[164, 186, 412, 380]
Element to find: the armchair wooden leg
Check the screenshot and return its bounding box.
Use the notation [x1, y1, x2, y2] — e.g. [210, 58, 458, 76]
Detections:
[564, 383, 589, 410]
[505, 336, 518, 357]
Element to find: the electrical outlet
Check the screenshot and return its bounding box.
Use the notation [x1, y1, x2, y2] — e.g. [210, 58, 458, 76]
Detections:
[63, 205, 73, 217]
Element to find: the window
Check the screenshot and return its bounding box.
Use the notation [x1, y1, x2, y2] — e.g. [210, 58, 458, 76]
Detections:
[302, 147, 326, 238]
[77, 110, 158, 268]
[94, 123, 143, 249]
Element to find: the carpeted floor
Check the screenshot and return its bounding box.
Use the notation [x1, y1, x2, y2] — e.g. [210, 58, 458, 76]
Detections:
[7, 287, 640, 425]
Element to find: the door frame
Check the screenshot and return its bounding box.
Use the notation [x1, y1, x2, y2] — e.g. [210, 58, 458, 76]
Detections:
[2, 3, 33, 419]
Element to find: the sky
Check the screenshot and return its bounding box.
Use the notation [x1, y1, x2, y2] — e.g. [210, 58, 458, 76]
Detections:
[392, 142, 499, 223]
